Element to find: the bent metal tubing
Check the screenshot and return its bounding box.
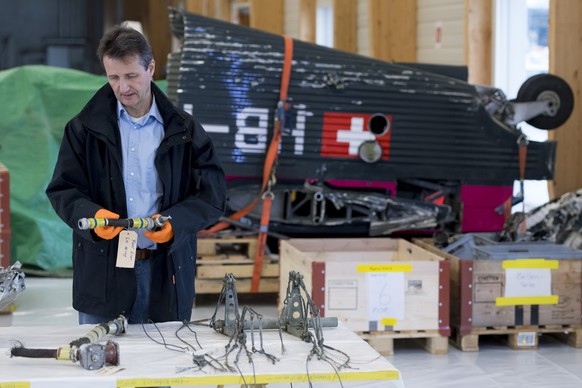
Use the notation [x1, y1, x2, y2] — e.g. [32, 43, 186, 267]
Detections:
[9, 315, 127, 370]
[78, 215, 171, 231]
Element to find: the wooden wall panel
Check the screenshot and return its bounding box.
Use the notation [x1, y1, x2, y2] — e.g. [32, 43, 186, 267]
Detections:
[357, 0, 370, 56]
[465, 0, 492, 85]
[333, 0, 357, 53]
[123, 0, 177, 80]
[250, 0, 284, 35]
[284, 0, 300, 38]
[299, 0, 316, 42]
[184, 0, 230, 20]
[216, 0, 231, 21]
[417, 0, 464, 65]
[368, 0, 416, 62]
[548, 0, 582, 197]
[184, 0, 207, 14]
[283, 0, 315, 42]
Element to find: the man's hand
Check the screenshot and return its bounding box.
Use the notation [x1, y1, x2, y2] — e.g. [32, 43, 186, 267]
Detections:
[93, 208, 123, 240]
[144, 214, 174, 243]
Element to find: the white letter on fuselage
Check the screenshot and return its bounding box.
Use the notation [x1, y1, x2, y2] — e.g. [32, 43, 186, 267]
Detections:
[235, 107, 269, 153]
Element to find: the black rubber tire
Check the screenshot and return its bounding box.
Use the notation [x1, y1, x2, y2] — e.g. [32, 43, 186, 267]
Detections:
[516, 73, 574, 130]
[432, 230, 450, 248]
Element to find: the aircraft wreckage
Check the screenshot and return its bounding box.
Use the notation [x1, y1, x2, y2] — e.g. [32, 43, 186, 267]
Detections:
[167, 8, 573, 237]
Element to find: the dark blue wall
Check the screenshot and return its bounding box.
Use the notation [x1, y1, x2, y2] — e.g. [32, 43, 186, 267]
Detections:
[0, 0, 104, 73]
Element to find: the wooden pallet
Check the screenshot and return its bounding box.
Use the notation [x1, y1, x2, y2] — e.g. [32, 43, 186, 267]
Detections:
[452, 325, 582, 351]
[358, 329, 449, 355]
[197, 236, 258, 260]
[196, 236, 279, 294]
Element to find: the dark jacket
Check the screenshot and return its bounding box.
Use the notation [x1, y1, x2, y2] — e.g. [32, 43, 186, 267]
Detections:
[46, 82, 226, 322]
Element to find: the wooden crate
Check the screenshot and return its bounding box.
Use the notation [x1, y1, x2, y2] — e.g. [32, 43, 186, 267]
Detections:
[196, 236, 279, 294]
[0, 163, 10, 268]
[278, 238, 450, 354]
[0, 230, 11, 273]
[414, 237, 582, 351]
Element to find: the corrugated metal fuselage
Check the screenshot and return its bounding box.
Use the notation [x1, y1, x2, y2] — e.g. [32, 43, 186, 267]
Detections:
[168, 10, 555, 233]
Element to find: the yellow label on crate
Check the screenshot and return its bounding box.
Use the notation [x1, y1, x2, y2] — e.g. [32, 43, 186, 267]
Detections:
[357, 264, 412, 272]
[502, 259, 559, 269]
[495, 295, 559, 306]
[381, 318, 398, 326]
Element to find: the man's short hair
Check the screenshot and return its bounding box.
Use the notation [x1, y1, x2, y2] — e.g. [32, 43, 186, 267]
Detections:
[97, 24, 154, 70]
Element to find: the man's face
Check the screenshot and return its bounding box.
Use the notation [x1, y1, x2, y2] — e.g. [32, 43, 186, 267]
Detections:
[103, 54, 155, 117]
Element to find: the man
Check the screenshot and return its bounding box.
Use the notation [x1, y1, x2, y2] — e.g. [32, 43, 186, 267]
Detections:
[46, 24, 226, 324]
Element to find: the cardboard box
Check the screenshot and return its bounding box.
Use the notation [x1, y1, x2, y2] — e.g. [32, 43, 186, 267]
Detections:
[415, 235, 582, 335]
[279, 238, 450, 334]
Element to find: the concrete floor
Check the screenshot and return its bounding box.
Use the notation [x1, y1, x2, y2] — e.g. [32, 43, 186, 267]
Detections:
[3, 277, 582, 387]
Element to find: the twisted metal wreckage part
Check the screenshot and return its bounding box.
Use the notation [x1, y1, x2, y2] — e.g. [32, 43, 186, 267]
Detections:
[9, 315, 127, 370]
[138, 271, 352, 385]
[208, 273, 281, 372]
[280, 271, 351, 371]
[0, 261, 25, 311]
[206, 272, 351, 375]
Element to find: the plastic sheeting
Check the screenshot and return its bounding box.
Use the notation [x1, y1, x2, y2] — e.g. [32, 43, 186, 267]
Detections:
[0, 65, 166, 272]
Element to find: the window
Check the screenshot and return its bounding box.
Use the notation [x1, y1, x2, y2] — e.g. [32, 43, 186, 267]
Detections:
[316, 0, 333, 47]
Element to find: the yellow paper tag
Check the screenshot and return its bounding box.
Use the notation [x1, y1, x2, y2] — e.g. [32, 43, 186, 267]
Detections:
[502, 259, 559, 269]
[381, 317, 398, 326]
[116, 230, 137, 268]
[496, 295, 559, 306]
[357, 264, 412, 272]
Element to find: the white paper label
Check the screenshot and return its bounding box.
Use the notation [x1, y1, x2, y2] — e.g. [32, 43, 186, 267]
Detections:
[367, 272, 405, 321]
[517, 332, 536, 347]
[328, 281, 359, 310]
[504, 268, 552, 297]
[116, 230, 137, 268]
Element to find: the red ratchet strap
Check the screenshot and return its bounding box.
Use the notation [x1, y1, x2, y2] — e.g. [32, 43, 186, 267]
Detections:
[518, 138, 527, 183]
[199, 36, 294, 293]
[518, 136, 528, 233]
[250, 35, 293, 292]
[202, 36, 293, 237]
[500, 136, 528, 223]
[251, 192, 274, 292]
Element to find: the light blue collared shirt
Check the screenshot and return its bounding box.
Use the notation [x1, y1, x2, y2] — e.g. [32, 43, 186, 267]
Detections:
[117, 97, 164, 249]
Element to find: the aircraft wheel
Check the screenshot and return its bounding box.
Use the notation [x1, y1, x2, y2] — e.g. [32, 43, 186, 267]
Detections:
[516, 73, 574, 130]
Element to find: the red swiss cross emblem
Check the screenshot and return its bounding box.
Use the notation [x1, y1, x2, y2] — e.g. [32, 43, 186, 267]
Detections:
[320, 112, 392, 160]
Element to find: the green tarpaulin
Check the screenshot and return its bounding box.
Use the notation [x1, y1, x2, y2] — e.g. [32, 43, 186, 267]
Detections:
[0, 65, 166, 273]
